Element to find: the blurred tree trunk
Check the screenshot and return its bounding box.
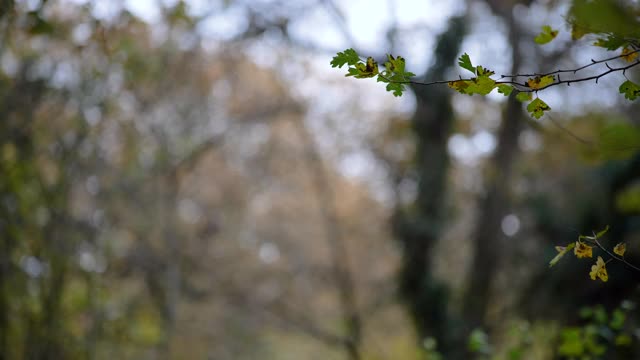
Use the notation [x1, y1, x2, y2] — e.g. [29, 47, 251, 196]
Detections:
[150, 141, 183, 359]
[293, 118, 362, 360]
[0, 66, 47, 359]
[392, 16, 466, 357]
[462, 0, 525, 332]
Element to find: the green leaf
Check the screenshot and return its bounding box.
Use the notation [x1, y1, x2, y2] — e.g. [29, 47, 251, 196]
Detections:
[535, 25, 559, 45]
[346, 57, 378, 79]
[616, 184, 640, 213]
[386, 83, 406, 97]
[468, 329, 491, 354]
[378, 54, 415, 96]
[615, 334, 632, 346]
[526, 98, 550, 119]
[549, 243, 576, 268]
[448, 80, 470, 94]
[571, 23, 589, 40]
[384, 54, 415, 79]
[458, 53, 475, 74]
[594, 35, 628, 51]
[376, 74, 389, 83]
[476, 66, 495, 77]
[331, 48, 360, 68]
[346, 67, 361, 77]
[570, 0, 640, 39]
[610, 309, 626, 330]
[385, 54, 405, 73]
[593, 305, 608, 324]
[508, 348, 523, 360]
[466, 76, 496, 96]
[600, 123, 640, 159]
[27, 12, 55, 35]
[497, 85, 513, 96]
[579, 307, 593, 319]
[619, 80, 640, 101]
[558, 328, 584, 357]
[515, 92, 532, 102]
[594, 225, 609, 239]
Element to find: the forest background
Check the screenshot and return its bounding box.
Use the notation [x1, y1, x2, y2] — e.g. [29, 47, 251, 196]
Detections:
[1, 0, 640, 359]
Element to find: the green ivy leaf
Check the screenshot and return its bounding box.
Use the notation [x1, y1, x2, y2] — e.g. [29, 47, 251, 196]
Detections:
[515, 92, 532, 102]
[526, 98, 550, 119]
[497, 85, 513, 96]
[535, 25, 559, 45]
[331, 48, 360, 68]
[619, 80, 640, 101]
[458, 53, 475, 74]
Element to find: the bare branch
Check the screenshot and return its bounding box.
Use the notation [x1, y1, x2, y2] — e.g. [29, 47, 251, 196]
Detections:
[500, 49, 640, 79]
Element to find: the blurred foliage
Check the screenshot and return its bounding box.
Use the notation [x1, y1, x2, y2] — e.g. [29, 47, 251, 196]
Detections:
[558, 301, 636, 359]
[3, 0, 640, 359]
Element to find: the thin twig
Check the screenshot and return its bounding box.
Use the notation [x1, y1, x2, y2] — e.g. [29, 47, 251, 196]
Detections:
[581, 231, 640, 273]
[404, 60, 640, 92]
[500, 49, 640, 78]
[546, 114, 593, 145]
[593, 238, 640, 272]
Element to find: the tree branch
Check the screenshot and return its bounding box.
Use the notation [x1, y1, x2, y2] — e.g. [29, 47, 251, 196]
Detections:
[378, 49, 640, 94]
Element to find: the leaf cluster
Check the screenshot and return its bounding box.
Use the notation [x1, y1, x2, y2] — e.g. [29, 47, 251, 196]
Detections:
[549, 226, 638, 283]
[331, 6, 640, 119]
[448, 53, 553, 119]
[377, 54, 416, 97]
[330, 49, 415, 96]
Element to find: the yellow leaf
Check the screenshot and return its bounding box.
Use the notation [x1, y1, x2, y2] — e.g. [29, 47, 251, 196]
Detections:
[353, 57, 379, 78]
[589, 256, 608, 282]
[571, 23, 588, 40]
[621, 47, 638, 63]
[448, 80, 469, 93]
[526, 75, 555, 90]
[614, 242, 627, 256]
[574, 241, 593, 258]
